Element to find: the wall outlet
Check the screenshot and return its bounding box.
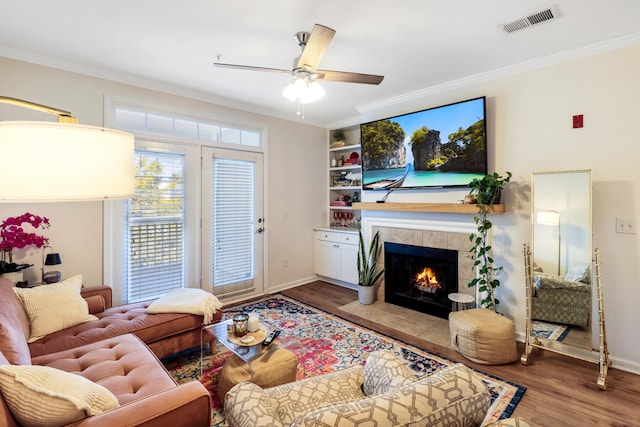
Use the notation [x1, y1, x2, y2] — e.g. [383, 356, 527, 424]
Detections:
[616, 218, 636, 234]
[283, 257, 288, 268]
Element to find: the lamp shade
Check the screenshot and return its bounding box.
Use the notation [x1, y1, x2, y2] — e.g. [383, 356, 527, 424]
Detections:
[0, 121, 134, 201]
[44, 253, 62, 266]
[537, 210, 560, 226]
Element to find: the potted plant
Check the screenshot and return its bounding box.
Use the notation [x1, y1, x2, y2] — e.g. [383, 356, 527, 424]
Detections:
[467, 172, 511, 311]
[0, 212, 49, 284]
[357, 229, 385, 304]
[332, 129, 346, 143]
[468, 171, 512, 207]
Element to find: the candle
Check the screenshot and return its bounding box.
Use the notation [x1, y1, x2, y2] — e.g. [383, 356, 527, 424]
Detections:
[248, 312, 260, 331]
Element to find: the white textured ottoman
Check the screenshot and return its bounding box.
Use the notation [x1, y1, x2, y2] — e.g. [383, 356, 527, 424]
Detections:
[449, 308, 518, 365]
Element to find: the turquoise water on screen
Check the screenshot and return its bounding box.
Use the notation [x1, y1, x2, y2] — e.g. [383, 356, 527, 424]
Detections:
[363, 168, 482, 188]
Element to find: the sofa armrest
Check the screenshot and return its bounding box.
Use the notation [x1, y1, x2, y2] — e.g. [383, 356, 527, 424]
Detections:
[363, 349, 416, 396]
[66, 381, 211, 427]
[224, 382, 284, 427]
[81, 286, 113, 310]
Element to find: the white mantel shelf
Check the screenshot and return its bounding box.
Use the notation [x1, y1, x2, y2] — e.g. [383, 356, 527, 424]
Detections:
[352, 202, 505, 214]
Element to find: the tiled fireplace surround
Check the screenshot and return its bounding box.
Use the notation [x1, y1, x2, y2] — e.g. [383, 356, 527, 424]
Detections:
[364, 217, 478, 307]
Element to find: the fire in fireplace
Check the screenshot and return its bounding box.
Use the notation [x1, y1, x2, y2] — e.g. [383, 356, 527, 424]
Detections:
[384, 242, 458, 319]
[414, 267, 441, 294]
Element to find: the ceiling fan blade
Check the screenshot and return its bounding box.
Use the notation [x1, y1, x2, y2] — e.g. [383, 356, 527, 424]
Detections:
[316, 69, 384, 85]
[214, 62, 291, 74]
[296, 24, 336, 71]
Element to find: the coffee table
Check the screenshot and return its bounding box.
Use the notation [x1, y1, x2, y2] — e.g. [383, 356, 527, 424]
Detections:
[200, 319, 272, 377]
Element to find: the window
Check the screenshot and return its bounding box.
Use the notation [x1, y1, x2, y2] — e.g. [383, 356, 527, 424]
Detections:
[115, 108, 261, 147]
[126, 151, 185, 302]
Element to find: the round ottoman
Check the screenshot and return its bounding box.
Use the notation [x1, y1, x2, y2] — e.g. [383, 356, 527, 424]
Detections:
[448, 308, 518, 365]
[218, 345, 298, 402]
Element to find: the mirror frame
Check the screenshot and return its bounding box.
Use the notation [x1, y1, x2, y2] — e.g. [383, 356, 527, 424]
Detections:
[521, 170, 611, 390]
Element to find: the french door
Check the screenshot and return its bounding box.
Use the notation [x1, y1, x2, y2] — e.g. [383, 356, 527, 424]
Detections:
[201, 147, 264, 297]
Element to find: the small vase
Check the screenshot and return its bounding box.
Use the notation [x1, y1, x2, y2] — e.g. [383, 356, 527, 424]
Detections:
[2, 250, 13, 263]
[358, 284, 377, 305]
[1, 271, 23, 285]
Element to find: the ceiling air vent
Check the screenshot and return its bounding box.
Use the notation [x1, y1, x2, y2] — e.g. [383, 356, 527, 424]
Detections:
[502, 6, 560, 34]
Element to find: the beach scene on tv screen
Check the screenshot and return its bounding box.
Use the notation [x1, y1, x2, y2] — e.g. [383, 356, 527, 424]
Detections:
[361, 97, 487, 190]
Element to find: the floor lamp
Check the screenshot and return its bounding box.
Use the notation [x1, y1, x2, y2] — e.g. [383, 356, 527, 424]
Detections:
[537, 210, 561, 275]
[0, 96, 134, 202]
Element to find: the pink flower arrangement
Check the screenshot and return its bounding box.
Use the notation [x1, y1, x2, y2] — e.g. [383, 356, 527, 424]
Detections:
[0, 213, 50, 253]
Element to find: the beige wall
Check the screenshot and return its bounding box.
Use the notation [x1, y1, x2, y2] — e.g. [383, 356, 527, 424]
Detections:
[1, 43, 639, 371]
[358, 44, 640, 372]
[0, 56, 326, 299]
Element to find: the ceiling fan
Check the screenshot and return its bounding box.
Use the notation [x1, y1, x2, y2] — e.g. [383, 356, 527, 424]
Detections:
[214, 24, 384, 104]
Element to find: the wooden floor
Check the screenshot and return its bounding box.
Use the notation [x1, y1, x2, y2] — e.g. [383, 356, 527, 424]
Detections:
[279, 281, 639, 427]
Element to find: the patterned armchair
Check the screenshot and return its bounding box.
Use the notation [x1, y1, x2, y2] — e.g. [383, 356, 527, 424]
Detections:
[533, 270, 591, 327]
[224, 350, 526, 427]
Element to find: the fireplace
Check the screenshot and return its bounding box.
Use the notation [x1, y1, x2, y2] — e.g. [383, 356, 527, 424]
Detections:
[384, 242, 458, 319]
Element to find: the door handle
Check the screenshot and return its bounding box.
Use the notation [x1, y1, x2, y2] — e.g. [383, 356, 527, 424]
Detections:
[256, 227, 265, 234]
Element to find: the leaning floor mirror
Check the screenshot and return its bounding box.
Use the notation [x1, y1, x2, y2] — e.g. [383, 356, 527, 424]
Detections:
[521, 169, 611, 390]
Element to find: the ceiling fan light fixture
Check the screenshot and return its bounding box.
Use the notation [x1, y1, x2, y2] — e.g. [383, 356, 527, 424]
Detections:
[301, 81, 325, 104]
[282, 76, 324, 104]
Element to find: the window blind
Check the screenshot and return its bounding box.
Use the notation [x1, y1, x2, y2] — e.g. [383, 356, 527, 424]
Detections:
[212, 157, 255, 292]
[126, 151, 185, 302]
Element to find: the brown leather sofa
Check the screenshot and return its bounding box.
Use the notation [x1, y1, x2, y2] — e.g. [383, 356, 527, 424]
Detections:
[29, 284, 222, 359]
[0, 278, 222, 426]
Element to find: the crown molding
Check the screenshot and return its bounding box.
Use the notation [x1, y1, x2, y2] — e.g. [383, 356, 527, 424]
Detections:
[0, 45, 327, 128]
[356, 32, 640, 115]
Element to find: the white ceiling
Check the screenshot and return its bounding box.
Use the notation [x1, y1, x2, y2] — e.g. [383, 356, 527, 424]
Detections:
[1, 0, 640, 127]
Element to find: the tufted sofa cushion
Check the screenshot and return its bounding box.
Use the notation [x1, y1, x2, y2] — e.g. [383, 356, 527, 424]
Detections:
[31, 333, 178, 406]
[28, 302, 207, 358]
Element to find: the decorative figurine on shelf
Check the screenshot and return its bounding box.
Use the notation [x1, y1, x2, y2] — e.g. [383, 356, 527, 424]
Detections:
[352, 191, 360, 203]
[344, 152, 360, 166]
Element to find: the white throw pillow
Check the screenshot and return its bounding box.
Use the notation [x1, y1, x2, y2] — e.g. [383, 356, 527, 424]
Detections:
[13, 275, 98, 342]
[564, 262, 590, 282]
[0, 365, 119, 427]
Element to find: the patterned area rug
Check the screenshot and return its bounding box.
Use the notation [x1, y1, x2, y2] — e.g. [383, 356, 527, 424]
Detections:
[164, 295, 526, 427]
[532, 320, 570, 342]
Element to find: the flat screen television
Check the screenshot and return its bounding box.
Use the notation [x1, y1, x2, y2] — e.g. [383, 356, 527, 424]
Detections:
[360, 96, 487, 190]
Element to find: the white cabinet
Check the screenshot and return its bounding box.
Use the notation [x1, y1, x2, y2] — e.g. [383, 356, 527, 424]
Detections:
[314, 230, 358, 285]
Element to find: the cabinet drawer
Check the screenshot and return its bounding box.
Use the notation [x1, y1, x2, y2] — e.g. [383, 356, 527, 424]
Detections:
[315, 231, 357, 245]
[337, 233, 357, 245]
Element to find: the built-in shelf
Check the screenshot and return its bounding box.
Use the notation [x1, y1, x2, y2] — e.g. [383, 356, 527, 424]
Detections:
[329, 143, 361, 152]
[351, 202, 505, 214]
[329, 186, 360, 190]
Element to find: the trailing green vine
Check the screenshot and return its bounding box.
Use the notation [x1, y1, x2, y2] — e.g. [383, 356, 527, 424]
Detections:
[467, 172, 512, 311]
